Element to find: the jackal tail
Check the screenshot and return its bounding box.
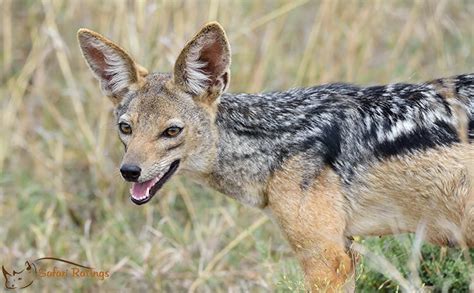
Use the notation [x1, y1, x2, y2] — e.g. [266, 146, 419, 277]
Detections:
[428, 73, 474, 142]
[455, 74, 474, 141]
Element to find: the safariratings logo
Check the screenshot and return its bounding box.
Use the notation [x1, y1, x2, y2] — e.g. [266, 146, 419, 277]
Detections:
[2, 261, 36, 289]
[2, 257, 109, 290]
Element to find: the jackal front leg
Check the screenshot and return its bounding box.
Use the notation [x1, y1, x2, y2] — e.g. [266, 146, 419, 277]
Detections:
[267, 165, 354, 292]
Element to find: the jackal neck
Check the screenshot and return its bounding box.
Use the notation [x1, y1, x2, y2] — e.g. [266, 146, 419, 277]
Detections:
[207, 90, 333, 208]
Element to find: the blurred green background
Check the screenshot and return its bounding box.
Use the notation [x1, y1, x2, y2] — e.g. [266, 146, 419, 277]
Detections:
[0, 0, 473, 291]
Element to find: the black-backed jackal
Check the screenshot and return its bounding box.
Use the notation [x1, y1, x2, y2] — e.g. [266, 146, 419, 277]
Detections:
[78, 22, 473, 291]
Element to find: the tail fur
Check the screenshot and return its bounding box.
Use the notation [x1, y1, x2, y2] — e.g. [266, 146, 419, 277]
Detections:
[428, 73, 474, 142]
[454, 74, 474, 141]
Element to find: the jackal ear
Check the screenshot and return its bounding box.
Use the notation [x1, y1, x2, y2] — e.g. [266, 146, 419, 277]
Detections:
[174, 22, 231, 101]
[77, 28, 148, 105]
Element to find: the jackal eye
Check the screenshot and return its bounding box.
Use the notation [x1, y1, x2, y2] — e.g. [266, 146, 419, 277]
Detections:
[119, 122, 132, 135]
[163, 126, 182, 138]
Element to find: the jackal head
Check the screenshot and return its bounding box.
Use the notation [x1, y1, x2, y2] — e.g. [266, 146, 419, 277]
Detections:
[78, 22, 231, 205]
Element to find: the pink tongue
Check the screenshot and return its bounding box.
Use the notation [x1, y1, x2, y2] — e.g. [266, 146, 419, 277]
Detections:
[131, 178, 157, 199]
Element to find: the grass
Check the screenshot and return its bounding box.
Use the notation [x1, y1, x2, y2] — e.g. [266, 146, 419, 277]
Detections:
[1, 0, 473, 291]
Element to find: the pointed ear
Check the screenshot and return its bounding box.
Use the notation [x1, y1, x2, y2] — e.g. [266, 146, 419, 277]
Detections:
[77, 28, 148, 105]
[2, 266, 11, 277]
[25, 261, 31, 271]
[173, 22, 231, 101]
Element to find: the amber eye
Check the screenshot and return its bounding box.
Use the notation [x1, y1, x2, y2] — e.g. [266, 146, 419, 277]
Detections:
[163, 126, 182, 137]
[119, 122, 132, 135]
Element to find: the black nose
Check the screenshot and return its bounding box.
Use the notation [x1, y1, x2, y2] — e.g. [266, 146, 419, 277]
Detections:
[120, 164, 141, 182]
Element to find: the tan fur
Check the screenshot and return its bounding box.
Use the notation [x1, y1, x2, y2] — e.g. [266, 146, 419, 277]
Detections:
[347, 144, 474, 246]
[266, 144, 473, 290]
[266, 157, 354, 292]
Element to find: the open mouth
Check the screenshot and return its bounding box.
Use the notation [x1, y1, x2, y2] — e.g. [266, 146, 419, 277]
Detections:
[129, 160, 180, 205]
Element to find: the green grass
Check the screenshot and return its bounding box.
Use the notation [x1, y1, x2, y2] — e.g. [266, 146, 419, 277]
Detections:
[1, 0, 473, 291]
[357, 236, 473, 292]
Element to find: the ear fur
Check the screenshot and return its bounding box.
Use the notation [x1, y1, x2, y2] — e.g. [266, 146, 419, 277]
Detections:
[173, 22, 231, 101]
[77, 28, 148, 105]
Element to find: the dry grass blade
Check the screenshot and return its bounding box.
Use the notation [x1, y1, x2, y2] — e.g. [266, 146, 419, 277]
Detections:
[232, 0, 310, 40]
[352, 242, 416, 292]
[189, 216, 269, 292]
